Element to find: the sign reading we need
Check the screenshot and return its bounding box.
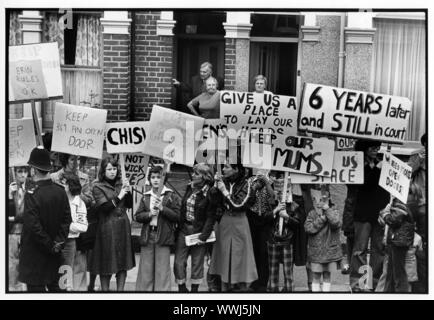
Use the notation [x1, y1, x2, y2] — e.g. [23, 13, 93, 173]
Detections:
[9, 42, 62, 102]
[220, 91, 298, 142]
[105, 122, 149, 154]
[51, 103, 107, 159]
[9, 118, 37, 167]
[143, 105, 205, 167]
[299, 83, 412, 144]
[244, 134, 335, 177]
[290, 151, 364, 184]
[379, 153, 412, 203]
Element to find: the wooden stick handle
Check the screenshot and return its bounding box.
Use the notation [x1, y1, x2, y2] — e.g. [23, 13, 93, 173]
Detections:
[119, 153, 127, 182]
[31, 100, 43, 146]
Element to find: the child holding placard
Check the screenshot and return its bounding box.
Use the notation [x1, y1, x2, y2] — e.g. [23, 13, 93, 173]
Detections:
[266, 171, 300, 292]
[304, 186, 343, 292]
[135, 165, 181, 291]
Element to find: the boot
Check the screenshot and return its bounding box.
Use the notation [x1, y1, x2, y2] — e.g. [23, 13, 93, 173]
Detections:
[191, 284, 199, 292]
[178, 284, 189, 293]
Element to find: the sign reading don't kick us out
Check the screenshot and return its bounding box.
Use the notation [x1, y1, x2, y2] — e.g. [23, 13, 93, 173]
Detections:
[51, 103, 107, 159]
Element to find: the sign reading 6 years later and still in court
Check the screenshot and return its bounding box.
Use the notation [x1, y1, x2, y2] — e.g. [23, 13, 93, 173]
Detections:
[299, 83, 412, 144]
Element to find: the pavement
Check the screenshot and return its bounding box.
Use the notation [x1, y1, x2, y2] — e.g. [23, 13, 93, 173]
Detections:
[97, 167, 352, 293]
[97, 253, 351, 292]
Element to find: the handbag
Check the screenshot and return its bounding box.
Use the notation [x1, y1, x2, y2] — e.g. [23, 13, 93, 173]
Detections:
[76, 207, 98, 252]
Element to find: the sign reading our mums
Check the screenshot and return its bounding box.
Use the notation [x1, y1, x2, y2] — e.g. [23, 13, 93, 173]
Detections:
[51, 103, 107, 159]
[244, 135, 335, 176]
[290, 151, 364, 184]
[220, 91, 298, 142]
[143, 105, 205, 167]
[105, 122, 149, 154]
[379, 153, 412, 203]
[9, 118, 37, 167]
[9, 42, 62, 102]
[299, 83, 412, 143]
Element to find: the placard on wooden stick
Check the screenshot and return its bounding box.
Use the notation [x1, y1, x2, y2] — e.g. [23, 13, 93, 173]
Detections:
[9, 118, 37, 167]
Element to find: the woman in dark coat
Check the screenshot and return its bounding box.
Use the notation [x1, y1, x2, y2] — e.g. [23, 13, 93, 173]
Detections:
[89, 156, 135, 291]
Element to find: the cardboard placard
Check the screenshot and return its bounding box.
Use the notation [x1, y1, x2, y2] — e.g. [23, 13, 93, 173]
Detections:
[9, 42, 62, 102]
[123, 153, 150, 187]
[185, 231, 216, 246]
[143, 105, 205, 167]
[290, 151, 364, 184]
[51, 103, 107, 159]
[379, 153, 412, 203]
[220, 91, 298, 142]
[105, 122, 149, 154]
[336, 137, 356, 150]
[299, 83, 412, 143]
[244, 134, 335, 177]
[9, 60, 48, 101]
[9, 118, 37, 167]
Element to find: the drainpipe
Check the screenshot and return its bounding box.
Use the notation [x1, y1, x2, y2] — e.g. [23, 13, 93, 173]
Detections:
[129, 11, 136, 121]
[337, 12, 346, 88]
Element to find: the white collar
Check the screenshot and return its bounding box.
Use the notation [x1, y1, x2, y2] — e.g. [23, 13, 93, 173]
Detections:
[144, 186, 173, 196]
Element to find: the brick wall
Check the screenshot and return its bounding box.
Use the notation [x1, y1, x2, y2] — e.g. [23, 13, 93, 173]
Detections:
[103, 33, 130, 122]
[224, 38, 236, 90]
[134, 11, 174, 121]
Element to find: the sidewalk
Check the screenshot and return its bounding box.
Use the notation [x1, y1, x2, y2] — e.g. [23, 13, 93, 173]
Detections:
[102, 253, 351, 292]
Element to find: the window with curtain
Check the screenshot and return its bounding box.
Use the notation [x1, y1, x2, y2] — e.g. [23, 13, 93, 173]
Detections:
[371, 18, 426, 141]
[41, 12, 103, 130]
[9, 11, 23, 120]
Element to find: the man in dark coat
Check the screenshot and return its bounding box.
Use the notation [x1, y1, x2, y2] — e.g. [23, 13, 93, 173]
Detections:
[173, 61, 224, 114]
[349, 140, 390, 291]
[18, 147, 71, 292]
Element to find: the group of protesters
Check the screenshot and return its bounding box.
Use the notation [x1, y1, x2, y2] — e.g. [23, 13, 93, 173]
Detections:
[8, 61, 427, 293]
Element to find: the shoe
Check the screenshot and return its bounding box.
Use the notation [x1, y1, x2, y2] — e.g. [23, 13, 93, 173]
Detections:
[178, 284, 189, 293]
[341, 264, 350, 275]
[191, 284, 199, 292]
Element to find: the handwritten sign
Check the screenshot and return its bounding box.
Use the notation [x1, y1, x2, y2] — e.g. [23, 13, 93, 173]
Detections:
[9, 60, 48, 101]
[220, 91, 298, 142]
[336, 137, 356, 150]
[379, 153, 412, 203]
[290, 151, 364, 184]
[122, 153, 150, 187]
[9, 118, 37, 167]
[185, 231, 216, 246]
[244, 134, 335, 176]
[105, 122, 149, 154]
[143, 105, 204, 166]
[51, 103, 107, 159]
[299, 83, 412, 143]
[9, 42, 62, 102]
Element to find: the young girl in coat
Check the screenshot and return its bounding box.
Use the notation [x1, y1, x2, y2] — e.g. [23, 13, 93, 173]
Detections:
[135, 165, 181, 291]
[62, 173, 88, 291]
[304, 186, 342, 292]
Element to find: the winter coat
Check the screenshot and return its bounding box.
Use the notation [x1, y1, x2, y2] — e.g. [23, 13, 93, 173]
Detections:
[304, 206, 343, 264]
[134, 187, 181, 247]
[353, 160, 390, 224]
[179, 184, 220, 241]
[383, 199, 415, 248]
[88, 178, 135, 275]
[18, 179, 71, 285]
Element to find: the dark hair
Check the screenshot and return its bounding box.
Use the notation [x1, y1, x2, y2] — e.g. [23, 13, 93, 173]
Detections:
[148, 165, 163, 183]
[98, 156, 120, 182]
[14, 166, 29, 173]
[64, 173, 82, 196]
[59, 153, 75, 168]
[354, 139, 381, 152]
[421, 133, 427, 147]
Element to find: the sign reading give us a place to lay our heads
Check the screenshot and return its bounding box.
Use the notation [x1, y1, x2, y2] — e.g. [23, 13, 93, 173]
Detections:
[299, 83, 412, 144]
